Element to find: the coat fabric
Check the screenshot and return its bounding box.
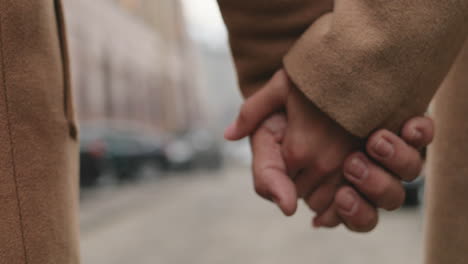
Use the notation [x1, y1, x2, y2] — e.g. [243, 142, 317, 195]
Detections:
[425, 40, 468, 264]
[0, 0, 80, 263]
[219, 0, 468, 137]
[218, 0, 468, 263]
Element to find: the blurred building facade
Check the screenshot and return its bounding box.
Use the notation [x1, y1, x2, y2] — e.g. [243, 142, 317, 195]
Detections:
[63, 0, 203, 134]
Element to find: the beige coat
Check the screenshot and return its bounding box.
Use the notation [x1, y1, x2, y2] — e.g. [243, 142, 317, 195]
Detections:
[218, 1, 468, 263]
[0, 0, 79, 263]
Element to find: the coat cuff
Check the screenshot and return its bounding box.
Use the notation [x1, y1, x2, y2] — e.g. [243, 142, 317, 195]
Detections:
[283, 12, 465, 138]
[282, 25, 400, 137]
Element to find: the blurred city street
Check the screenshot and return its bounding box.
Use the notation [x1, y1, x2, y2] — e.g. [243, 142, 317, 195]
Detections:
[80, 166, 424, 264]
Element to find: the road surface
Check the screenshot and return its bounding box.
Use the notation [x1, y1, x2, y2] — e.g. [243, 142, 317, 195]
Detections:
[80, 166, 424, 264]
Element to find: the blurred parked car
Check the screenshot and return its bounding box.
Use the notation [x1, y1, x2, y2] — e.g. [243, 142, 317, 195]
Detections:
[403, 174, 425, 207]
[79, 123, 168, 187]
[403, 149, 427, 206]
[164, 129, 223, 171]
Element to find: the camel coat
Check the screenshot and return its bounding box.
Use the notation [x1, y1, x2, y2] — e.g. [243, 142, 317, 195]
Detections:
[0, 0, 80, 263]
[218, 0, 468, 263]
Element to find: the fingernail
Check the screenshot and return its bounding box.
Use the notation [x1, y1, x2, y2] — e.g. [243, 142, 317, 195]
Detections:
[373, 137, 394, 159]
[345, 157, 368, 182]
[411, 128, 422, 141]
[338, 191, 358, 215]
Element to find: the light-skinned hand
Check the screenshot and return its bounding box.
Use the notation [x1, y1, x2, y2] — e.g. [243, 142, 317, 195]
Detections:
[226, 70, 434, 231]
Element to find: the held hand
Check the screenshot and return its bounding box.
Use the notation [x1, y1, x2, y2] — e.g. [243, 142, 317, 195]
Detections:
[249, 112, 297, 216]
[226, 70, 360, 217]
[226, 70, 434, 232]
[314, 116, 434, 231]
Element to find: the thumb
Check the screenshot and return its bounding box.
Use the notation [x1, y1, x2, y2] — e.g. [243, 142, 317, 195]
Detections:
[224, 70, 290, 141]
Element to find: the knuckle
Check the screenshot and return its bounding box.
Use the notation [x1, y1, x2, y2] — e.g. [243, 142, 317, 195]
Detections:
[314, 158, 336, 177]
[282, 144, 307, 168]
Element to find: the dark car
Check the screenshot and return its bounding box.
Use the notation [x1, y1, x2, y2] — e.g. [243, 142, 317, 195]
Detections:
[79, 123, 168, 187]
[403, 174, 425, 207]
[403, 147, 427, 206]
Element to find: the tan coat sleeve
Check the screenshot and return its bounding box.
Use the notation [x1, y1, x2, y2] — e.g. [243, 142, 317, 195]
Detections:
[283, 1, 468, 137]
[217, 0, 333, 97]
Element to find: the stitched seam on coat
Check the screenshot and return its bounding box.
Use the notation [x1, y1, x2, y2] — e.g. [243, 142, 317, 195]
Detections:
[0, 4, 29, 264]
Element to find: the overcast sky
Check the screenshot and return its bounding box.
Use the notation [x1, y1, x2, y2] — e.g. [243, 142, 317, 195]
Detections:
[181, 0, 228, 48]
